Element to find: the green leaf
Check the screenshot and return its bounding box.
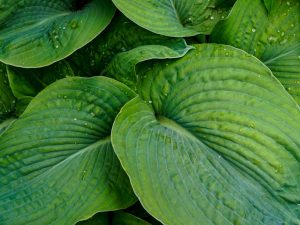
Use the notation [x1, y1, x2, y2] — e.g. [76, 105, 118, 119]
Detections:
[113, 212, 152, 225]
[103, 40, 193, 89]
[112, 0, 234, 37]
[0, 63, 15, 121]
[112, 44, 300, 225]
[7, 60, 75, 115]
[0, 0, 115, 68]
[0, 77, 137, 225]
[67, 14, 192, 77]
[76, 211, 153, 225]
[123, 202, 163, 225]
[211, 0, 300, 104]
[76, 213, 109, 225]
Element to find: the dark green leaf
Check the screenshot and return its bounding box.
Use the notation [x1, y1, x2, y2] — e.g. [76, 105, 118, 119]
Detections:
[0, 0, 115, 67]
[67, 14, 192, 77]
[7, 60, 75, 115]
[0, 63, 15, 121]
[113, 212, 151, 225]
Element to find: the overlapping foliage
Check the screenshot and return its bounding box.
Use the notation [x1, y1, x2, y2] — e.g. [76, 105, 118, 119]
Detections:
[0, 0, 299, 225]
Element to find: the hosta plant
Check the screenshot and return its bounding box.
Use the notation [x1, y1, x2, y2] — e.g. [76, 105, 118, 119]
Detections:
[0, 0, 299, 225]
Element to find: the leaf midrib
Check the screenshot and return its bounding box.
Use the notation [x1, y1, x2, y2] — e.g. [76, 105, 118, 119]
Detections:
[263, 45, 300, 65]
[157, 115, 200, 143]
[1, 11, 72, 39]
[42, 136, 111, 175]
[0, 136, 112, 186]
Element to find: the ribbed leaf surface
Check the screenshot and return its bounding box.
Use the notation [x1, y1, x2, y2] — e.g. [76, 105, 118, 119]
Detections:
[0, 77, 137, 225]
[211, 0, 300, 104]
[112, 0, 233, 37]
[112, 44, 300, 225]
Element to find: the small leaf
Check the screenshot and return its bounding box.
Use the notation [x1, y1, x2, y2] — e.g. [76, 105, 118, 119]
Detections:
[112, 0, 234, 37]
[68, 14, 192, 77]
[7, 60, 75, 115]
[103, 40, 193, 89]
[76, 213, 109, 225]
[211, 0, 300, 104]
[0, 77, 137, 225]
[113, 212, 152, 225]
[0, 0, 115, 67]
[112, 44, 300, 225]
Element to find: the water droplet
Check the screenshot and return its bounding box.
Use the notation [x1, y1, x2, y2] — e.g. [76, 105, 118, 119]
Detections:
[221, 16, 225, 19]
[218, 155, 221, 159]
[73, 118, 77, 121]
[84, 122, 88, 126]
[298, 56, 300, 59]
[268, 36, 277, 42]
[281, 32, 285, 37]
[55, 45, 59, 48]
[62, 26, 66, 30]
[291, 23, 295, 27]
[54, 35, 58, 39]
[63, 95, 67, 99]
[210, 16, 214, 20]
[90, 112, 95, 117]
[225, 52, 229, 56]
[280, 39, 287, 45]
[287, 1, 290, 6]
[70, 21, 79, 29]
[148, 100, 152, 104]
[251, 28, 256, 33]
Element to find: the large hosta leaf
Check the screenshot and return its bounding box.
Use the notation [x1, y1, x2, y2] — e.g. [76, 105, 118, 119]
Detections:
[0, 77, 137, 225]
[0, 63, 15, 121]
[211, 0, 300, 104]
[0, 0, 115, 68]
[112, 44, 300, 225]
[112, 0, 234, 37]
